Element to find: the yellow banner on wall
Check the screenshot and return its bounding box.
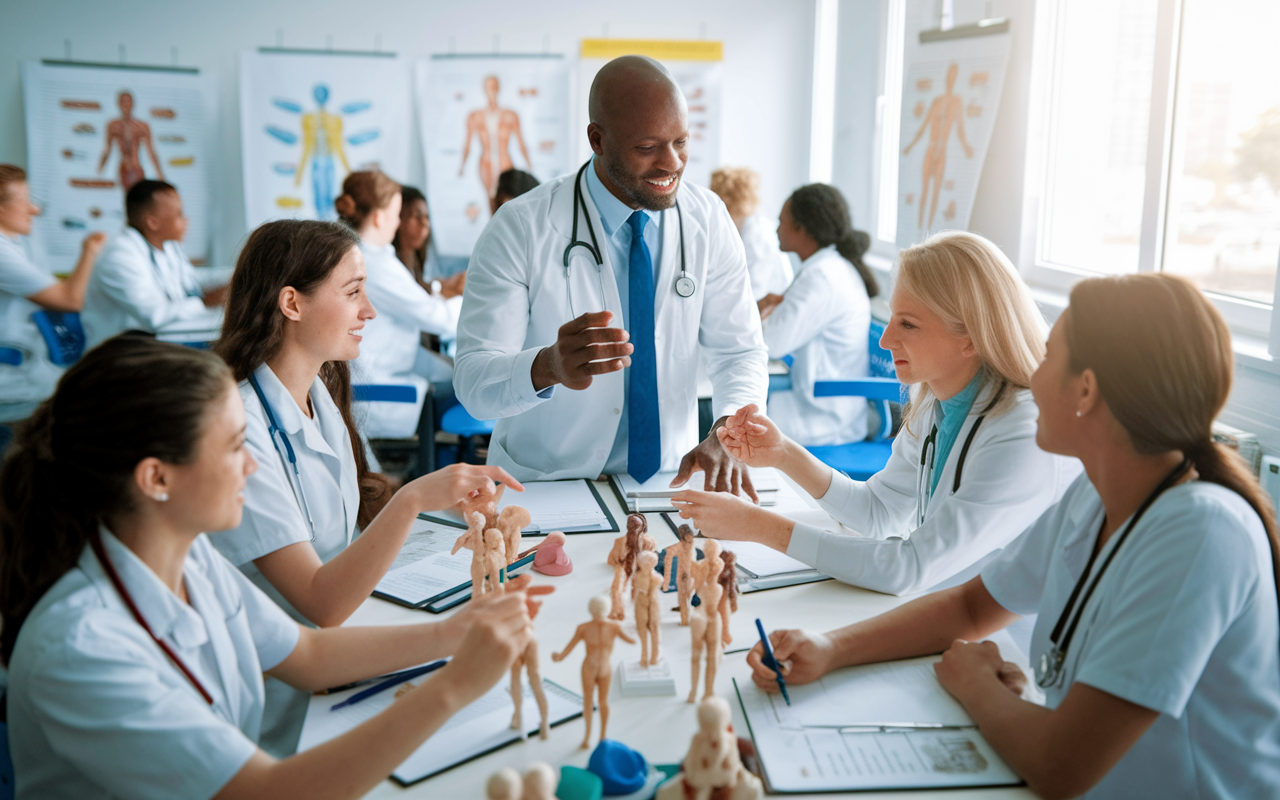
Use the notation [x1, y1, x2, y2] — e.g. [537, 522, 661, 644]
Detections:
[580, 39, 723, 62]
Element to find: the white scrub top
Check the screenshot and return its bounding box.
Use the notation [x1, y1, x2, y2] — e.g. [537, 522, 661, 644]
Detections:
[0, 232, 60, 411]
[210, 362, 360, 756]
[739, 214, 793, 300]
[8, 528, 299, 800]
[352, 241, 461, 438]
[763, 245, 869, 446]
[81, 227, 222, 348]
[787, 386, 1082, 595]
[982, 476, 1280, 799]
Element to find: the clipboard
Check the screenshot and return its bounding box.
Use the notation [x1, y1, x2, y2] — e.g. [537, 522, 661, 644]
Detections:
[658, 513, 830, 594]
[417, 479, 618, 534]
[374, 551, 535, 612]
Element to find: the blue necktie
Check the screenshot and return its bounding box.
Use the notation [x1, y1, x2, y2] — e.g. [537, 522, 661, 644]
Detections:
[627, 211, 661, 482]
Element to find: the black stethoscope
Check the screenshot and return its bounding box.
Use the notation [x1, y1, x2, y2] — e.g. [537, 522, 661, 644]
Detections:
[562, 160, 696, 317]
[248, 373, 317, 541]
[1035, 459, 1193, 689]
[915, 415, 986, 527]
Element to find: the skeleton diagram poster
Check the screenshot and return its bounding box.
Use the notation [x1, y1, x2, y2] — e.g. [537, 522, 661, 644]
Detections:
[417, 55, 572, 256]
[895, 26, 1011, 248]
[239, 50, 412, 229]
[20, 60, 216, 264]
[578, 40, 723, 191]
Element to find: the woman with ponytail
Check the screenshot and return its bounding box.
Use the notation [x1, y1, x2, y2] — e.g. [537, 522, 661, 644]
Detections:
[212, 218, 518, 756]
[1, 335, 542, 800]
[745, 274, 1280, 799]
[756, 183, 878, 446]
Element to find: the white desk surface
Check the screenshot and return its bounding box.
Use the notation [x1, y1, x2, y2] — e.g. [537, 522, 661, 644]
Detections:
[342, 478, 1036, 799]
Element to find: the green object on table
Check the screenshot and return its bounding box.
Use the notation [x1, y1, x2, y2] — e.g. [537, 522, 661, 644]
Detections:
[557, 765, 604, 800]
[654, 763, 682, 782]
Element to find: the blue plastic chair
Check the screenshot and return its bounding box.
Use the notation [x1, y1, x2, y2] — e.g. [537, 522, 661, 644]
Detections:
[352, 383, 440, 476]
[439, 404, 495, 466]
[31, 310, 85, 366]
[803, 319, 904, 481]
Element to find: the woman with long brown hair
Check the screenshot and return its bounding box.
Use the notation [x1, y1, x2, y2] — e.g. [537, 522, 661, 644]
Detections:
[1, 334, 542, 799]
[212, 218, 518, 756]
[747, 274, 1280, 798]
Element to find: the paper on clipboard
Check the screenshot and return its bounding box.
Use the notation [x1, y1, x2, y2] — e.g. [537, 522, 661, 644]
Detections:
[419, 479, 616, 533]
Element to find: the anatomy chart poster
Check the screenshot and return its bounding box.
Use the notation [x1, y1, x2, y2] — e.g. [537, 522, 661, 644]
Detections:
[417, 55, 572, 256]
[578, 40, 723, 192]
[895, 30, 1010, 248]
[239, 50, 411, 229]
[20, 61, 216, 265]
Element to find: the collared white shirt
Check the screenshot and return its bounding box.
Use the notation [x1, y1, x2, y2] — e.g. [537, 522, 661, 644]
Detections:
[82, 227, 222, 348]
[0, 231, 60, 409]
[7, 528, 299, 800]
[982, 476, 1280, 799]
[763, 245, 869, 446]
[351, 241, 461, 438]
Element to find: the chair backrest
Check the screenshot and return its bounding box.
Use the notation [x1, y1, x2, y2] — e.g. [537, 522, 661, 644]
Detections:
[0, 348, 22, 367]
[868, 319, 894, 379]
[352, 384, 418, 404]
[30, 310, 85, 367]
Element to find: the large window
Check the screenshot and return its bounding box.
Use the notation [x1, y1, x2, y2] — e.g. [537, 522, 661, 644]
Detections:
[1034, 0, 1280, 338]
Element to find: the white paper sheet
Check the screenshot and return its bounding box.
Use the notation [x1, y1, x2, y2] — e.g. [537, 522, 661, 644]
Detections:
[770, 655, 972, 729]
[425, 480, 612, 533]
[616, 467, 780, 498]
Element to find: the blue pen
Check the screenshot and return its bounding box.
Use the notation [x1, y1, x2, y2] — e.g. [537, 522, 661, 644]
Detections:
[330, 659, 448, 711]
[755, 618, 790, 706]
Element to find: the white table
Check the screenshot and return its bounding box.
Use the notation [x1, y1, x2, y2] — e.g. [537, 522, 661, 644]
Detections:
[343, 479, 1036, 799]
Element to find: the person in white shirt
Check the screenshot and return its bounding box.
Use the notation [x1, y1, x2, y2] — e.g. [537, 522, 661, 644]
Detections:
[0, 334, 545, 800]
[338, 171, 462, 439]
[761, 183, 878, 446]
[746, 273, 1280, 800]
[211, 219, 519, 756]
[393, 185, 466, 296]
[709, 166, 793, 301]
[81, 180, 224, 348]
[0, 164, 105, 424]
[455, 56, 768, 494]
[674, 231, 1080, 595]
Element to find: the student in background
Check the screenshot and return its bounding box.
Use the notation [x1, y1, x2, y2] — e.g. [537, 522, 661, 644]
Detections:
[747, 274, 1280, 799]
[709, 166, 792, 301]
[761, 183, 876, 446]
[212, 218, 517, 756]
[675, 231, 1081, 595]
[338, 171, 461, 439]
[1, 334, 542, 800]
[491, 168, 540, 214]
[393, 185, 465, 296]
[0, 165, 105, 431]
[81, 180, 225, 348]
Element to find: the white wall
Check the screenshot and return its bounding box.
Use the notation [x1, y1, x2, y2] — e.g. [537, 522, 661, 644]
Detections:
[0, 0, 817, 264]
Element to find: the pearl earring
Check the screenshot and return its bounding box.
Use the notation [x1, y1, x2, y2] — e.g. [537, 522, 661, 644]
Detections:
[1075, 411, 1082, 418]
[154, 492, 169, 502]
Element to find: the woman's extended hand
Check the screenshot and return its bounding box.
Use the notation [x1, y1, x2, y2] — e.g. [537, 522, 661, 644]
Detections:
[670, 489, 795, 552]
[746, 628, 836, 691]
[408, 464, 523, 512]
[717, 405, 791, 469]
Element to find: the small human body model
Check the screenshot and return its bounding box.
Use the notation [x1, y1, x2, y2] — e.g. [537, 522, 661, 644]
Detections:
[451, 511, 489, 596]
[656, 697, 763, 800]
[551, 596, 636, 749]
[632, 550, 663, 668]
[606, 514, 656, 620]
[483, 528, 507, 594]
[688, 540, 726, 703]
[498, 505, 531, 564]
[717, 551, 740, 647]
[663, 524, 698, 626]
[487, 762, 557, 800]
[508, 579, 550, 739]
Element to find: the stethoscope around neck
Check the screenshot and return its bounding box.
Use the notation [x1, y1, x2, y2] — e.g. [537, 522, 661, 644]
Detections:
[248, 373, 317, 541]
[915, 414, 986, 527]
[562, 160, 696, 318]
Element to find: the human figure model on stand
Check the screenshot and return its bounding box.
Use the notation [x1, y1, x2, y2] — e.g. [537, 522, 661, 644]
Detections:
[688, 540, 726, 703]
[664, 524, 698, 626]
[521, 763, 558, 800]
[498, 505, 531, 564]
[632, 550, 663, 668]
[606, 514, 650, 620]
[507, 575, 551, 740]
[487, 768, 522, 800]
[656, 697, 763, 800]
[717, 551, 740, 647]
[483, 528, 507, 594]
[551, 595, 635, 749]
[452, 510, 489, 596]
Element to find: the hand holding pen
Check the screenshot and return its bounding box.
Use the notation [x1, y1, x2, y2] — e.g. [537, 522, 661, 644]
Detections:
[746, 627, 837, 694]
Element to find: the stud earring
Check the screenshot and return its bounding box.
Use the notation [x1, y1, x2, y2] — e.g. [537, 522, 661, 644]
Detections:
[1075, 411, 1082, 418]
[154, 492, 169, 502]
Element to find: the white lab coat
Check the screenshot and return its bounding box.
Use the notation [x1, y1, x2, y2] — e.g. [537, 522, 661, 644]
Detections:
[787, 387, 1083, 595]
[8, 528, 299, 800]
[739, 214, 793, 300]
[455, 171, 769, 481]
[0, 232, 60, 413]
[763, 246, 869, 446]
[82, 227, 222, 348]
[352, 242, 461, 438]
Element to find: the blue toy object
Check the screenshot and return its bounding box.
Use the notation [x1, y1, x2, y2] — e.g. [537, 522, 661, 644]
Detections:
[587, 739, 648, 795]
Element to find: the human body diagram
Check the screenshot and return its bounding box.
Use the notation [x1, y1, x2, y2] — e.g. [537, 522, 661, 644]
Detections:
[459, 75, 532, 202]
[903, 63, 973, 231]
[98, 91, 164, 191]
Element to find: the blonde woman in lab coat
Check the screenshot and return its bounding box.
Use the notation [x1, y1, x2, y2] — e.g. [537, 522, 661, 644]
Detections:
[674, 231, 1081, 595]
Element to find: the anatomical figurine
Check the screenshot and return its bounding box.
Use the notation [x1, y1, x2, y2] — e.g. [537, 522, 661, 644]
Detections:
[551, 595, 635, 749]
[687, 540, 726, 703]
[632, 550, 663, 668]
[451, 511, 488, 597]
[663, 524, 698, 626]
[655, 696, 763, 800]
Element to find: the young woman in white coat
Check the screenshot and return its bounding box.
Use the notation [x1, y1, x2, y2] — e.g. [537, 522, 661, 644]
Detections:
[674, 231, 1081, 595]
[0, 334, 544, 800]
[212, 219, 517, 755]
[338, 171, 462, 439]
[760, 183, 879, 446]
[746, 274, 1280, 799]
